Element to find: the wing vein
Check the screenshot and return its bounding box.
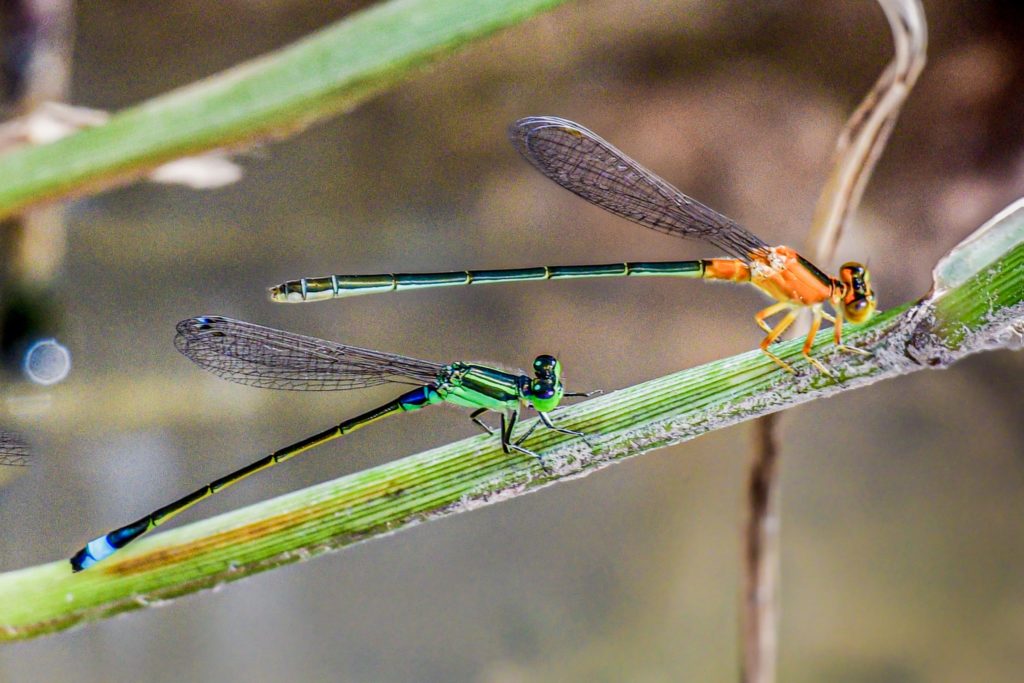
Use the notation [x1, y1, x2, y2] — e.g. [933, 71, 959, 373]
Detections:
[175, 316, 444, 391]
[510, 116, 770, 260]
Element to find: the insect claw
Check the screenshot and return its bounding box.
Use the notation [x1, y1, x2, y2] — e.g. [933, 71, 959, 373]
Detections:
[509, 443, 552, 474]
[806, 356, 835, 378]
[762, 349, 797, 374]
[565, 389, 602, 398]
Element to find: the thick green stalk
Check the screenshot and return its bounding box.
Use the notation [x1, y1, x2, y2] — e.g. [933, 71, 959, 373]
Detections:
[0, 201, 1020, 641]
[0, 0, 569, 219]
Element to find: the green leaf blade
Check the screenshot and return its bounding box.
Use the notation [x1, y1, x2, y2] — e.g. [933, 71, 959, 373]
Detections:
[0, 0, 570, 218]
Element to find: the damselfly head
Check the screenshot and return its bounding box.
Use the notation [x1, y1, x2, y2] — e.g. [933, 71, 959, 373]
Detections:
[533, 354, 558, 378]
[839, 262, 875, 323]
[529, 355, 563, 412]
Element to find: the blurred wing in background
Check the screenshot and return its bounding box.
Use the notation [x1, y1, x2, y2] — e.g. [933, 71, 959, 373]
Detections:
[0, 430, 30, 467]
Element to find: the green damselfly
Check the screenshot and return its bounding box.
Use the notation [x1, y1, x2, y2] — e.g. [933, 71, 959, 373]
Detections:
[70, 316, 593, 571]
[271, 117, 875, 375]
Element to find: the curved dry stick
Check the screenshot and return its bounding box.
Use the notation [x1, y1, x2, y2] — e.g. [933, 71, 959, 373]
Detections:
[741, 413, 781, 683]
[807, 0, 928, 263]
[742, 3, 928, 683]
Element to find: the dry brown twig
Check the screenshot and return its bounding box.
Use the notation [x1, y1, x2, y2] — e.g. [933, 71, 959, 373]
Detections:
[741, 3, 927, 683]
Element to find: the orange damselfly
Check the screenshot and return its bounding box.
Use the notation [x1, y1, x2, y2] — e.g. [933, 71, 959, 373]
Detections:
[271, 117, 876, 375]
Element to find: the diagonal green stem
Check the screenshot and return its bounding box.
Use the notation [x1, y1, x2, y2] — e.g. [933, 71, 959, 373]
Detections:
[0, 0, 570, 219]
[0, 203, 1020, 641]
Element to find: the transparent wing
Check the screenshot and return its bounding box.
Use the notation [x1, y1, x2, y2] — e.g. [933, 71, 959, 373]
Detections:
[510, 116, 770, 260]
[0, 430, 30, 467]
[175, 316, 444, 391]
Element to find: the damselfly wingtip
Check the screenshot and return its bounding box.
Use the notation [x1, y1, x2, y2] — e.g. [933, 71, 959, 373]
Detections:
[509, 115, 588, 140]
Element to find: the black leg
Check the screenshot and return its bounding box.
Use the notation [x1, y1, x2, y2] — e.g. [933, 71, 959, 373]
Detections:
[501, 408, 549, 470]
[470, 408, 495, 435]
[539, 412, 594, 448]
[564, 389, 603, 398]
[498, 412, 512, 454]
[513, 419, 540, 446]
[539, 411, 583, 436]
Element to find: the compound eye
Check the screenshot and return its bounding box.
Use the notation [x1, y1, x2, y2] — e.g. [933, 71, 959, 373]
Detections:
[846, 298, 874, 321]
[532, 381, 555, 399]
[843, 263, 864, 277]
[533, 355, 557, 377]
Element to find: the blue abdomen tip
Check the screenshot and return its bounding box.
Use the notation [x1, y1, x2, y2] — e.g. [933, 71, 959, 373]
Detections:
[70, 536, 117, 572]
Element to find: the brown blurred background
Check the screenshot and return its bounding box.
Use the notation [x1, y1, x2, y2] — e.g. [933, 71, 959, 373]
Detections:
[1, 0, 1023, 681]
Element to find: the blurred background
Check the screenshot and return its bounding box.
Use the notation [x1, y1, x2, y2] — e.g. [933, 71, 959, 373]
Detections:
[1, 0, 1023, 680]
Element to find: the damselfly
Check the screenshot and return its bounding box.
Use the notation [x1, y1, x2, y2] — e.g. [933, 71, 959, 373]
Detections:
[271, 117, 876, 375]
[70, 316, 592, 571]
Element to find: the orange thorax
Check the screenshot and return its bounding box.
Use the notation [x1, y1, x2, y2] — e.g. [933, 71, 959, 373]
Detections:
[749, 246, 834, 306]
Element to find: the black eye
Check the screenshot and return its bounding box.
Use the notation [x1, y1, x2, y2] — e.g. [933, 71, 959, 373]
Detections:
[533, 355, 557, 373]
[850, 299, 868, 312]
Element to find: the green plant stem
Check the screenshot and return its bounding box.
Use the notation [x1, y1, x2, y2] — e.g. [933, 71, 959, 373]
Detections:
[0, 228, 1020, 640]
[0, 0, 569, 219]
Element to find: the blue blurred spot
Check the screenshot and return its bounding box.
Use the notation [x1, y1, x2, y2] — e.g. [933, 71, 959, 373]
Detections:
[23, 339, 72, 386]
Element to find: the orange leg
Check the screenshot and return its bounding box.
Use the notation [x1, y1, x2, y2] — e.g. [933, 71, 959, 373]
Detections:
[828, 307, 872, 356]
[801, 307, 833, 377]
[756, 305, 798, 374]
[754, 301, 792, 335]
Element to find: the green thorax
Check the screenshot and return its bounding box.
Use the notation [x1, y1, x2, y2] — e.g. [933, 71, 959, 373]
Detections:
[436, 363, 524, 411]
[435, 359, 565, 413]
